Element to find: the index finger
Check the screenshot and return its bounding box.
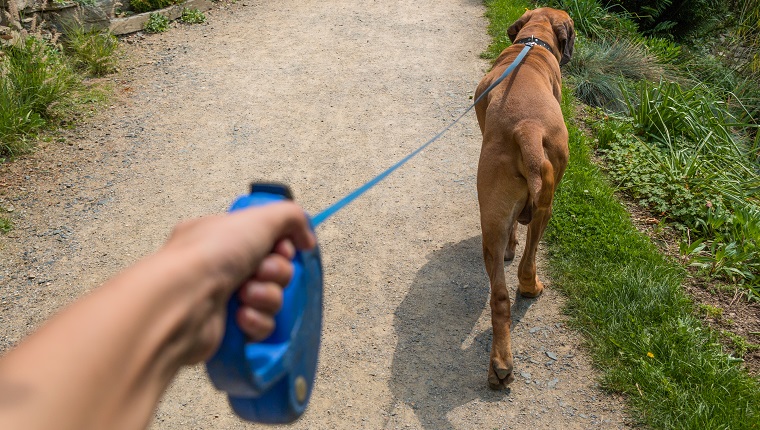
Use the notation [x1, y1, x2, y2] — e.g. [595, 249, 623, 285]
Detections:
[231, 201, 316, 252]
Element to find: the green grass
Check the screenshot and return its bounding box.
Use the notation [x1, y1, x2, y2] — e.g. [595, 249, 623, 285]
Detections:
[1, 37, 78, 157]
[481, 0, 532, 60]
[481, 1, 760, 428]
[63, 27, 120, 77]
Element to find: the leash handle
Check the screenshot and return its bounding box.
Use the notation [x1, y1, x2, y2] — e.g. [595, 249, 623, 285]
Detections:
[206, 183, 323, 424]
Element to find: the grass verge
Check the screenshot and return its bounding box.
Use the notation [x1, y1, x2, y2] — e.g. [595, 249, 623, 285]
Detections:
[482, 0, 760, 428]
[547, 95, 760, 428]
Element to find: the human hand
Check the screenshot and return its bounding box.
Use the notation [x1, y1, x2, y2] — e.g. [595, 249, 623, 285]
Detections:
[160, 201, 316, 362]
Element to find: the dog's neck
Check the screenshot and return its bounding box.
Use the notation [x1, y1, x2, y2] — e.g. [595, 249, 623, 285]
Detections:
[513, 36, 556, 60]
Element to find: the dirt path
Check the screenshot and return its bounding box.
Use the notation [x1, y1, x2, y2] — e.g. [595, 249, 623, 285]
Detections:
[1, 1, 631, 428]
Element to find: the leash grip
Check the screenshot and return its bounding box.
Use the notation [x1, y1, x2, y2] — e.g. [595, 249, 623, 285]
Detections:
[206, 183, 323, 424]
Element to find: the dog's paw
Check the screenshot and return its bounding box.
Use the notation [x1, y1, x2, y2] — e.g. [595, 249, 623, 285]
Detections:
[488, 358, 515, 389]
[518, 278, 544, 298]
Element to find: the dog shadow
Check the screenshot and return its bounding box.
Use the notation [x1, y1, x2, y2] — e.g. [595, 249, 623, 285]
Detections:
[387, 235, 536, 429]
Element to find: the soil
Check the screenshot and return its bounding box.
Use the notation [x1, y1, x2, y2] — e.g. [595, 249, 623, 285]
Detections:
[0, 1, 633, 428]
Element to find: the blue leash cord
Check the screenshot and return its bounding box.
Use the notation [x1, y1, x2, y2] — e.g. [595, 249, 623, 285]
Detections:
[311, 44, 532, 227]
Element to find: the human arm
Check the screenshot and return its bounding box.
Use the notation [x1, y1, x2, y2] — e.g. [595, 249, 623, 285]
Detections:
[0, 202, 316, 430]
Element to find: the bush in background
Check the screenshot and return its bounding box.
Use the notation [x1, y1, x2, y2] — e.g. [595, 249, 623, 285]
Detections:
[130, 0, 181, 14]
[144, 13, 171, 33]
[563, 37, 663, 111]
[604, 0, 727, 40]
[0, 37, 77, 156]
[596, 80, 760, 297]
[549, 0, 638, 40]
[180, 8, 206, 24]
[0, 29, 118, 159]
[63, 27, 120, 76]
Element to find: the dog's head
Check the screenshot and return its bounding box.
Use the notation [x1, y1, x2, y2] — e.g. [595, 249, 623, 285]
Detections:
[507, 8, 575, 66]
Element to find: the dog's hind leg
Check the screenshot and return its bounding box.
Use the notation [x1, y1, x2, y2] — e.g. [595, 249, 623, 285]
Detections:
[518, 154, 556, 298]
[477, 149, 527, 389]
[505, 220, 518, 261]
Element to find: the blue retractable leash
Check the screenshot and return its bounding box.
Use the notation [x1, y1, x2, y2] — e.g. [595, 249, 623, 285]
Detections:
[205, 43, 533, 424]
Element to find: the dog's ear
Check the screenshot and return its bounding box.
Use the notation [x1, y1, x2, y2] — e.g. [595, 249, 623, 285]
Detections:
[507, 9, 533, 43]
[553, 19, 575, 66]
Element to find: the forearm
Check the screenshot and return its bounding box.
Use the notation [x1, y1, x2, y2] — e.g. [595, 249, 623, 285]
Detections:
[0, 203, 314, 430]
[0, 247, 227, 430]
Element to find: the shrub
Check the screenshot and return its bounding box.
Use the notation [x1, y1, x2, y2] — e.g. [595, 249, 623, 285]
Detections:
[144, 13, 171, 33]
[180, 8, 206, 24]
[0, 37, 78, 156]
[643, 36, 681, 63]
[563, 37, 663, 111]
[598, 80, 760, 295]
[130, 0, 180, 13]
[548, 0, 639, 39]
[63, 27, 120, 76]
[604, 0, 728, 40]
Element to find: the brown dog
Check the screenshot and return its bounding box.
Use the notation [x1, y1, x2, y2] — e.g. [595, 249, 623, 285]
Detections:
[474, 8, 574, 389]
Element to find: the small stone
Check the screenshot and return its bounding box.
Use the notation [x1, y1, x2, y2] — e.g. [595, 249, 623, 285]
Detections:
[546, 351, 558, 360]
[547, 378, 559, 388]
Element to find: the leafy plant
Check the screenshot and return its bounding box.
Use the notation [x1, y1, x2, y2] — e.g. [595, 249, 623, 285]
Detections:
[721, 330, 760, 358]
[599, 80, 760, 294]
[698, 303, 723, 319]
[144, 13, 171, 33]
[643, 37, 681, 63]
[180, 8, 206, 24]
[0, 217, 12, 233]
[605, 0, 727, 40]
[548, 0, 638, 39]
[63, 27, 119, 76]
[680, 205, 760, 293]
[130, 0, 180, 13]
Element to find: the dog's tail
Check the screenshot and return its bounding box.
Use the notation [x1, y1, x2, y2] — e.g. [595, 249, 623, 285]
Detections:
[534, 158, 555, 210]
